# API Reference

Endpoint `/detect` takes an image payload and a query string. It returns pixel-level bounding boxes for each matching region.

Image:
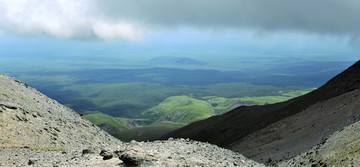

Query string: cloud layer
[0,0,145,41]
[0,0,359,41]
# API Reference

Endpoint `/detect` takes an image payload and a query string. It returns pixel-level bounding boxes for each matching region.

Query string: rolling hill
[114,121,186,142]
[148,56,206,66]
[141,96,215,124]
[83,93,310,142]
[163,60,360,164]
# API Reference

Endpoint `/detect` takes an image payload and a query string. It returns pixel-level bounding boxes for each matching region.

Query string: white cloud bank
[0,0,145,41]
[0,0,359,41]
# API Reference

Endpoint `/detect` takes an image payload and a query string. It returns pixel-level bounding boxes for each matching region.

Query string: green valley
[79,89,312,141]
[3,62,338,142]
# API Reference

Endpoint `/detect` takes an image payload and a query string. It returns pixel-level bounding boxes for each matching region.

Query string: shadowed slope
[233,88,360,164]
[279,112,360,167]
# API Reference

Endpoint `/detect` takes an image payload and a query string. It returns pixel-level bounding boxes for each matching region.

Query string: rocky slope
[0,139,264,167]
[0,73,264,166]
[0,74,121,149]
[163,60,360,164]
[279,117,360,167]
[116,139,263,167]
[231,88,360,164]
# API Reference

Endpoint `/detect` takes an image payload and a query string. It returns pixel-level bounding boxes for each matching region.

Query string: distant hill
[114,121,186,142]
[148,56,206,66]
[163,60,360,164]
[82,113,139,132]
[142,96,215,124]
[82,112,186,142]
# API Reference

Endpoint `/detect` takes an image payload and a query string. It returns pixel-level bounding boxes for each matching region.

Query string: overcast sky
[0,0,359,62]
[1,0,360,40]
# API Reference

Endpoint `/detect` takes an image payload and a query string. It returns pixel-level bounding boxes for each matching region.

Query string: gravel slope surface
[0,139,265,167]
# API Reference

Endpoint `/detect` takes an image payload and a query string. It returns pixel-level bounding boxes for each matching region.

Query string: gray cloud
[98,0,360,35]
[0,0,359,41]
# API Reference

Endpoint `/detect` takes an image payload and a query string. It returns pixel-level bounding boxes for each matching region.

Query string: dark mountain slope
[233,88,360,164]
[163,60,360,156]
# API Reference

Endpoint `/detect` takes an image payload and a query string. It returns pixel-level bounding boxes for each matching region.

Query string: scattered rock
[28,158,38,165]
[119,154,141,166]
[116,139,265,166]
[100,150,113,160]
[1,104,17,110]
[82,149,94,155]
